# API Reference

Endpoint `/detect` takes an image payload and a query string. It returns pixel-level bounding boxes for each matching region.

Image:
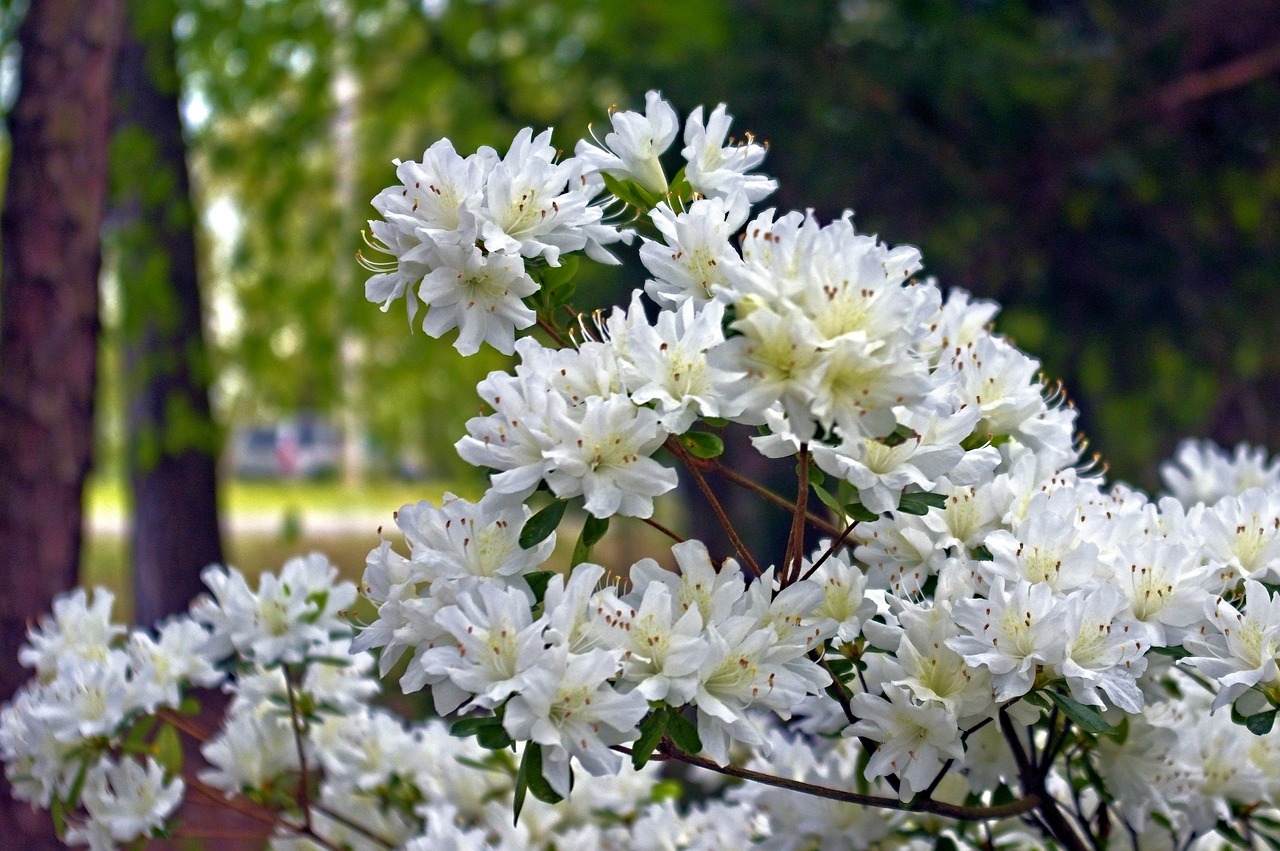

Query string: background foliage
[9,0,1280,490]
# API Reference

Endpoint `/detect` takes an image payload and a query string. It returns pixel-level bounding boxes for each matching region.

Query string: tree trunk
[110,2,223,626]
[0,0,124,845]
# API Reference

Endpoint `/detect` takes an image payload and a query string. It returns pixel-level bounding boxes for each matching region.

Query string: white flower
[691,614,830,765]
[127,617,223,711]
[628,539,747,628]
[848,685,964,801]
[480,127,603,265]
[67,757,183,847]
[1054,585,1151,713]
[947,577,1065,701]
[419,582,549,710]
[397,493,555,582]
[1183,580,1280,711]
[375,139,489,243]
[981,492,1099,594]
[416,239,537,355]
[543,393,678,519]
[611,292,743,432]
[503,646,648,796]
[455,345,560,506]
[19,587,122,678]
[591,579,704,704]
[640,196,749,308]
[575,90,679,197]
[28,654,132,742]
[200,710,299,794]
[804,547,876,644]
[1196,488,1280,584]
[681,103,777,204]
[1105,539,1212,646]
[194,555,357,666]
[1161,439,1280,508]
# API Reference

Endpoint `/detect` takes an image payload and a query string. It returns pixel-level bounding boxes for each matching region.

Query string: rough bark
[0,0,124,845]
[110,1,224,626]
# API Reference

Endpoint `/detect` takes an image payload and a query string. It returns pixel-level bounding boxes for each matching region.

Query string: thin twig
[283,666,314,832]
[668,438,763,577]
[311,801,399,849]
[782,444,810,586]
[800,518,860,582]
[708,460,843,537]
[1000,709,1091,851]
[156,708,212,741]
[536,316,569,348]
[640,515,685,543]
[657,741,1040,822]
[811,650,857,726]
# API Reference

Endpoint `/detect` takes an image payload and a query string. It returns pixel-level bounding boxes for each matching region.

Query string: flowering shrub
[7,93,1280,849]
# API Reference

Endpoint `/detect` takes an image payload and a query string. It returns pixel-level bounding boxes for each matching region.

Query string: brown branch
[640,515,685,544]
[800,518,860,582]
[311,801,398,849]
[1151,42,1280,115]
[706,458,843,537]
[283,666,314,832]
[536,316,570,348]
[1000,709,1091,851]
[657,741,1040,822]
[782,445,810,586]
[155,708,212,741]
[668,438,763,577]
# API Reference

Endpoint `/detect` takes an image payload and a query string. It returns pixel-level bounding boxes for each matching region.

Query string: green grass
[86,475,464,519]
[82,475,456,623]
[82,531,394,625]
[81,477,683,625]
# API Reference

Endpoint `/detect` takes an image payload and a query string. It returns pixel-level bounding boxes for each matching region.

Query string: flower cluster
[10,92,1280,850]
[351,91,1280,849]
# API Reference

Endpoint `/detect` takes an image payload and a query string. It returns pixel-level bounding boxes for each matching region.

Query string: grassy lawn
[86,475,463,519]
[82,476,458,623]
[80,477,680,624]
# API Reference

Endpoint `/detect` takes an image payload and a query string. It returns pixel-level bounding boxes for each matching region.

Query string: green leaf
[519,500,567,549]
[178,696,201,715]
[843,501,880,523]
[513,745,531,825]
[631,709,669,770]
[1045,690,1115,735]
[451,715,503,738]
[571,514,610,566]
[124,714,159,747]
[666,710,702,754]
[1247,709,1278,736]
[600,172,654,211]
[524,571,554,605]
[65,757,91,810]
[50,794,66,837]
[517,743,564,810]
[539,254,579,296]
[154,723,184,775]
[897,491,947,515]
[1215,818,1253,849]
[649,778,683,802]
[680,431,724,459]
[476,725,514,750]
[811,481,845,517]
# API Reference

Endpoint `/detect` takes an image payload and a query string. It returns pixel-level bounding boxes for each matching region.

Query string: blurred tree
[109,0,223,624]
[176,0,733,486]
[643,0,1280,487]
[0,1,123,845]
